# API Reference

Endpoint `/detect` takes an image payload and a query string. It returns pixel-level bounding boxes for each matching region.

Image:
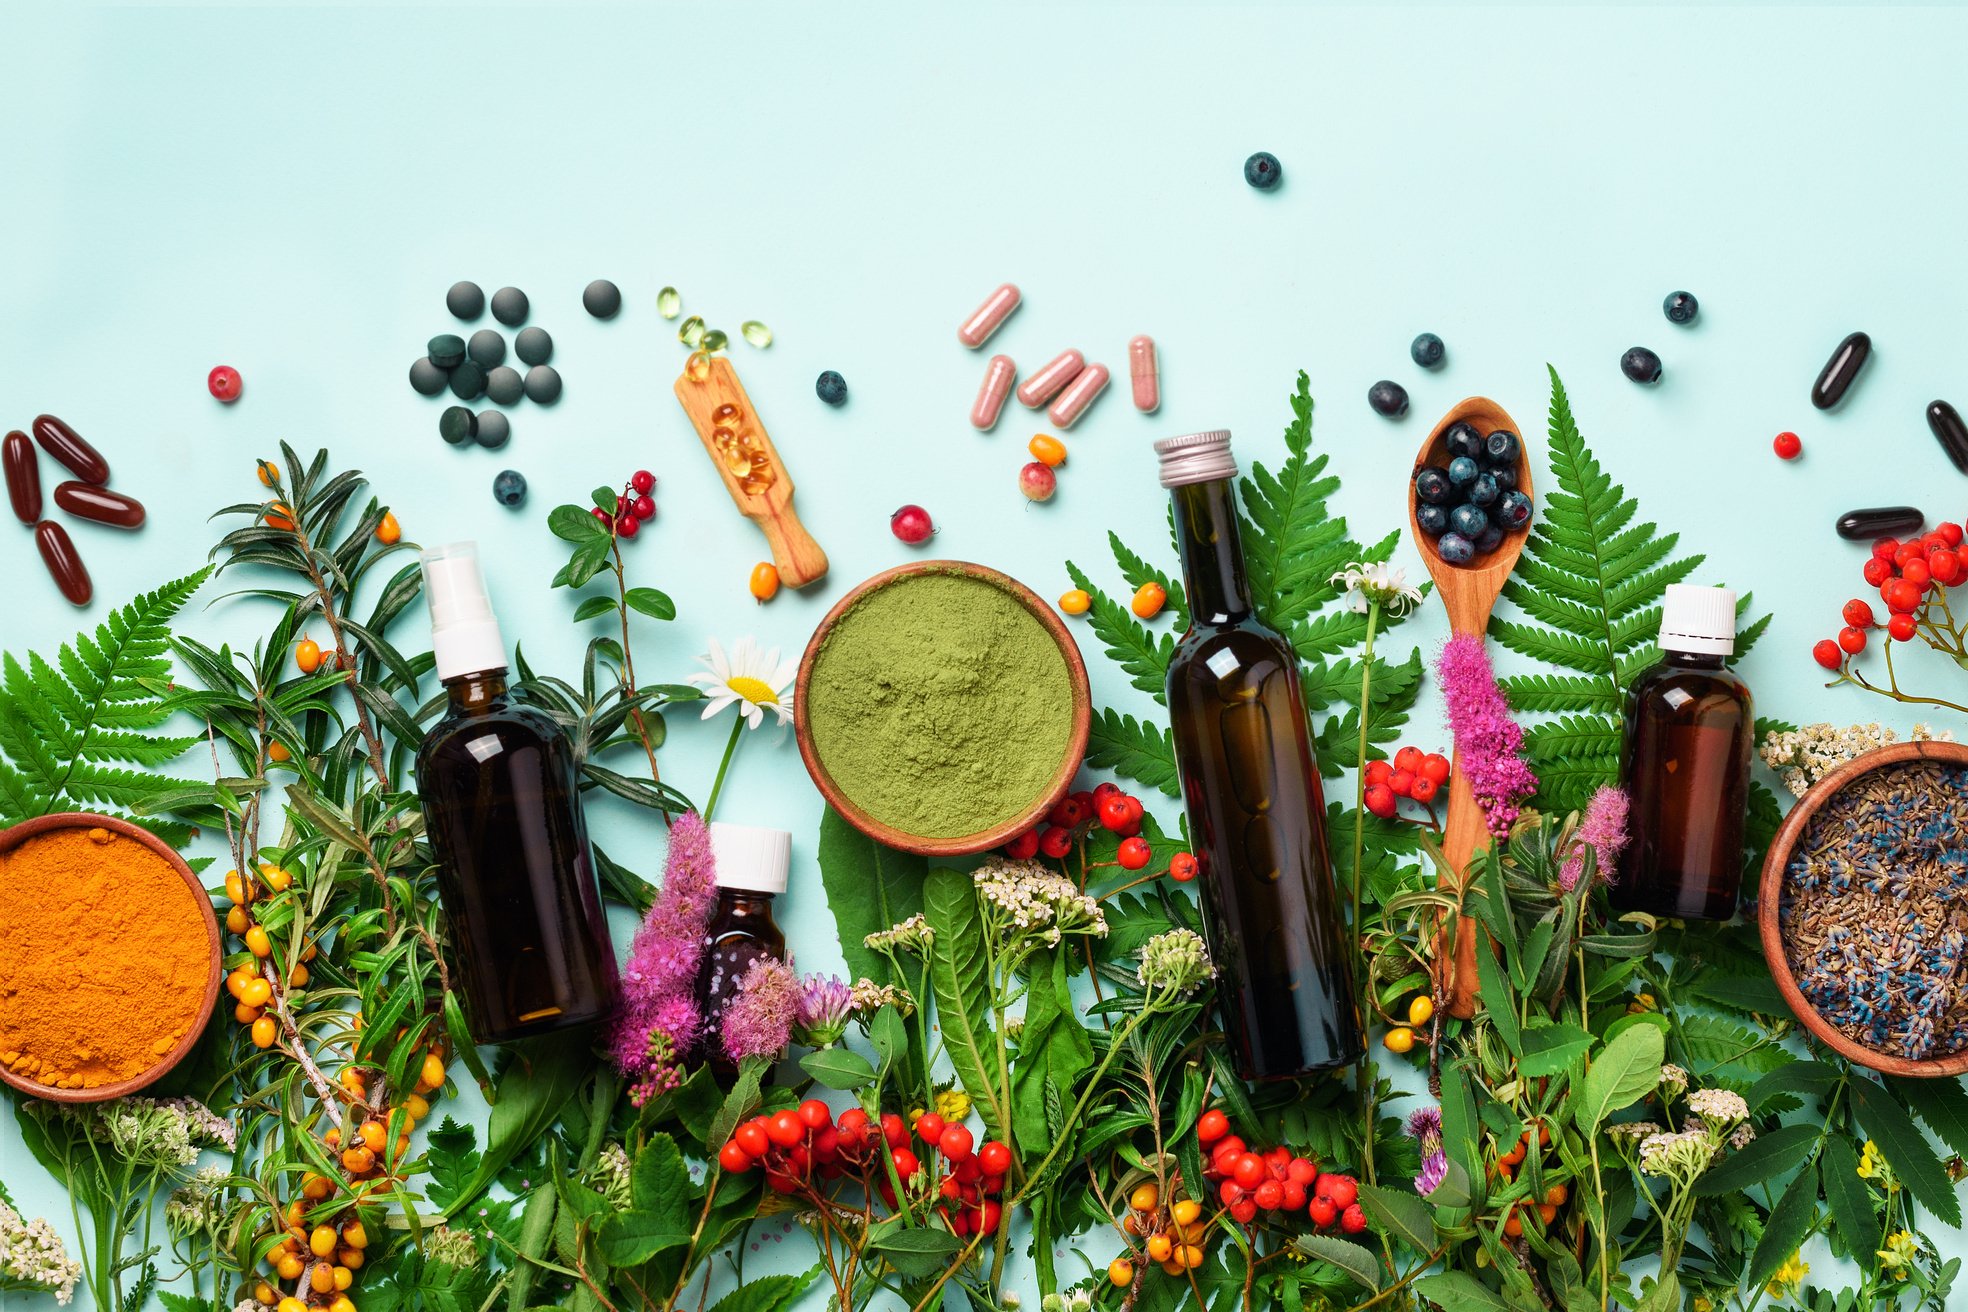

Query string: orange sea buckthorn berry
[418,1052,446,1092]
[276,1257,305,1282]
[256,460,279,488]
[267,740,292,764]
[1129,1183,1159,1212]
[394,1132,411,1159]
[234,1002,263,1025]
[1502,1212,1523,1238]
[1130,582,1166,619]
[340,1145,375,1174]
[226,905,250,935]
[1058,589,1091,616]
[1383,1026,1415,1054]
[324,1127,342,1148]
[301,939,319,963]
[241,977,273,1008]
[309,1225,338,1258]
[338,1249,364,1271]
[259,862,292,892]
[295,639,323,675]
[405,1093,431,1120]
[251,1016,277,1048]
[339,1066,367,1094]
[342,1221,368,1250]
[1544,1183,1569,1206]
[311,1264,336,1294]
[1108,1258,1134,1288]
[1180,1245,1205,1270]
[1171,1198,1201,1226]
[328,1295,357,1312]
[1408,996,1435,1026]
[302,1172,331,1200]
[1146,1234,1173,1263]
[749,562,780,603]
[359,1120,386,1153]
[254,1283,277,1305]
[375,512,401,545]
[285,1200,306,1227]
[226,966,252,997]
[1029,434,1067,467]
[333,1266,354,1291]
[225,869,252,905]
[265,501,297,532]
[245,925,272,958]
[289,962,309,988]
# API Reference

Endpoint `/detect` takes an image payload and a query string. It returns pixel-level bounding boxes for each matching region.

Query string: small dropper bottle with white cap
[695,823,790,1072]
[415,542,621,1042]
[1612,584,1755,921]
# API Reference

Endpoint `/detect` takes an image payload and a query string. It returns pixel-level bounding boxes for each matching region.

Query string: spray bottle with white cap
[415,542,621,1042]
[1612,584,1754,920]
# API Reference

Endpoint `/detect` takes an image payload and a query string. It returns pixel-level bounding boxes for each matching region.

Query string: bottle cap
[421,542,508,681]
[710,822,790,895]
[1154,430,1238,488]
[1658,584,1737,656]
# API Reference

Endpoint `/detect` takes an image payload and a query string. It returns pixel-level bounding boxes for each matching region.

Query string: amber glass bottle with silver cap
[1155,431,1362,1077]
[1612,584,1753,920]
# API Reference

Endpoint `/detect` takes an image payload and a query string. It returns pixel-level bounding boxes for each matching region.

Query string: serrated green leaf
[1852,1077,1961,1227]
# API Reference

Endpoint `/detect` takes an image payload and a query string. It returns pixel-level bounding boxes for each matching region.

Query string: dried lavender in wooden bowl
[1778,759,1968,1064]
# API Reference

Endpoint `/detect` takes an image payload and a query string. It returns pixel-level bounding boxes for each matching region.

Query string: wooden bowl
[1757,739,1968,1078]
[794,560,1092,856]
[0,812,222,1102]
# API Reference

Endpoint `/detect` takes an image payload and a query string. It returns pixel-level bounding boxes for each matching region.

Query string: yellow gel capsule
[657,286,681,319]
[678,316,705,348]
[741,320,772,348]
[685,351,712,382]
[701,328,728,353]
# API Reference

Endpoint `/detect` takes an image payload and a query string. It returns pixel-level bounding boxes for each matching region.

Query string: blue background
[5,2,1968,1305]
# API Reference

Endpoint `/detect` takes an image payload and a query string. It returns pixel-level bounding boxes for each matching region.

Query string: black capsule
[1621,347,1663,384]
[1835,505,1923,541]
[5,430,41,523]
[53,481,145,529]
[1811,332,1871,410]
[1926,400,1968,475]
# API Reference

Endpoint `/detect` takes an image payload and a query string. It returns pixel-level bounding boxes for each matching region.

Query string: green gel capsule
[657,287,681,319]
[678,316,705,347]
[741,321,772,348]
[701,328,728,353]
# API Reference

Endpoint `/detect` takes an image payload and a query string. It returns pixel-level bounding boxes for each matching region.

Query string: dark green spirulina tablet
[583,280,621,319]
[491,287,529,326]
[409,357,449,396]
[427,334,466,368]
[468,329,506,369]
[514,327,552,366]
[474,411,511,449]
[446,281,484,320]
[485,366,524,405]
[523,365,562,404]
[439,406,477,445]
[449,360,487,401]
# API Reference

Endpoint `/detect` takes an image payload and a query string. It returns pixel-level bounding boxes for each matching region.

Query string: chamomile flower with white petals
[1331,561,1424,616]
[687,636,796,729]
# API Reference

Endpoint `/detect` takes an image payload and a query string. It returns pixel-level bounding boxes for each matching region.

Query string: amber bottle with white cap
[1155,430,1362,1078]
[695,823,790,1063]
[415,542,620,1042]
[1613,584,1754,921]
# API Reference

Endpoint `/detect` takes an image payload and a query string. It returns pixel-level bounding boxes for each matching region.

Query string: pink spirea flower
[1414,1148,1449,1197]
[1560,785,1631,891]
[723,955,798,1063]
[1435,634,1539,837]
[610,811,719,1104]
[794,973,853,1046]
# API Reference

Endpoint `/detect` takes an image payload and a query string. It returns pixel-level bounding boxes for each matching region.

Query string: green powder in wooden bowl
[802,570,1077,842]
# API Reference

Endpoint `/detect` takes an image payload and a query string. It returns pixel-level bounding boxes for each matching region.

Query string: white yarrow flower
[1331,561,1423,616]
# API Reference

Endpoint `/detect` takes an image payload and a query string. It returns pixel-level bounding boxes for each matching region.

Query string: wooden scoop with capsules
[1406,396,1533,1017]
[674,356,828,588]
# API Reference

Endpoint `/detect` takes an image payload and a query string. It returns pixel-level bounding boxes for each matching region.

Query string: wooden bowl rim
[0,811,222,1103]
[1756,739,1968,1078]
[1406,395,1535,602]
[794,559,1093,857]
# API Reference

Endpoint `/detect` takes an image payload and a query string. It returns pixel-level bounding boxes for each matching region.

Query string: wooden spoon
[674,356,829,588]
[1405,396,1533,1017]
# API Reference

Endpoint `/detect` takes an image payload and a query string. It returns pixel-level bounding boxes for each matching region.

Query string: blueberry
[1469,473,1500,507]
[1416,503,1449,537]
[1443,421,1484,461]
[1411,332,1445,369]
[1475,525,1504,554]
[1414,466,1453,504]
[1244,151,1282,190]
[1447,456,1479,487]
[1663,291,1699,325]
[1484,429,1520,464]
[1487,463,1518,492]
[1368,380,1409,418]
[1438,531,1475,565]
[493,470,527,507]
[1449,503,1490,538]
[1497,490,1534,529]
[1622,346,1663,384]
[816,370,847,406]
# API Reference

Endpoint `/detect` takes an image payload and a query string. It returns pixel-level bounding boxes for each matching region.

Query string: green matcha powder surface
[806,572,1075,839]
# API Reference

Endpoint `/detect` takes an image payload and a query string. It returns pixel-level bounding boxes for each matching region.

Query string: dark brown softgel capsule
[34,520,92,605]
[1928,400,1968,474]
[53,481,145,529]
[3,430,40,523]
[1811,332,1871,410]
[1835,506,1924,540]
[31,415,109,484]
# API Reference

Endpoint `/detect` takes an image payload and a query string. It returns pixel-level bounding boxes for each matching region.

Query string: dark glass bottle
[1155,431,1362,1079]
[417,544,620,1043]
[694,823,790,1076]
[1613,586,1753,921]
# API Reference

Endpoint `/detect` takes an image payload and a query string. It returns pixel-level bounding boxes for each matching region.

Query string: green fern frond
[1108,530,1187,630]
[1084,709,1179,797]
[0,568,212,839]
[1063,561,1175,704]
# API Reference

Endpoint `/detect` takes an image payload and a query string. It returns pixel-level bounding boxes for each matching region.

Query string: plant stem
[608,522,672,827]
[703,717,745,821]
[1350,601,1383,1200]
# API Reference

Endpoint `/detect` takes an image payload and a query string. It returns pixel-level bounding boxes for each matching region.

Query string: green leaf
[800,1047,876,1091]
[704,1269,819,1312]
[1747,1157,1820,1291]
[708,1058,766,1148]
[1438,1062,1483,1185]
[1819,1137,1876,1271]
[1748,1061,1841,1114]
[867,1227,964,1280]
[1889,1074,1968,1158]
[816,806,926,987]
[1516,1019,1593,1077]
[1357,1183,1435,1254]
[1011,943,1093,1167]
[1413,1271,1513,1311]
[1291,1234,1382,1291]
[924,867,1008,1144]
[1082,707,1179,797]
[549,504,608,542]
[596,1134,694,1265]
[1476,944,1520,1055]
[1063,560,1174,704]
[572,596,618,622]
[1575,1023,1664,1133]
[443,1029,592,1220]
[1851,1077,1961,1227]
[503,1182,557,1312]
[624,587,676,620]
[1694,1122,1820,1196]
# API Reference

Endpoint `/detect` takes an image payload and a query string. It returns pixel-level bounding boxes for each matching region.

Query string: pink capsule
[958,283,1021,349]
[1129,335,1160,413]
[971,355,1016,431]
[1048,363,1110,430]
[1017,349,1084,409]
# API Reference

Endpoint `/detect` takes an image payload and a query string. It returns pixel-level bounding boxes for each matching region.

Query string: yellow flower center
[725,675,778,705]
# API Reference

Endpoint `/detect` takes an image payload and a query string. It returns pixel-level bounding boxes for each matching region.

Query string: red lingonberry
[1364,759,1393,786]
[939,1124,975,1161]
[1864,557,1894,587]
[631,495,656,521]
[881,1114,907,1148]
[1218,1179,1245,1206]
[1196,1109,1230,1144]
[1283,1181,1307,1210]
[591,506,611,523]
[1339,1203,1368,1234]
[1925,532,1952,554]
[1419,753,1451,785]
[615,512,641,538]
[915,1112,946,1144]
[1896,541,1929,568]
[1037,826,1074,859]
[1287,1157,1319,1186]
[631,469,655,494]
[1888,613,1918,642]
[1387,768,1416,798]
[1116,836,1152,870]
[1098,793,1143,833]
[1838,626,1867,655]
[1093,781,1122,800]
[1363,783,1398,819]
[1885,579,1923,614]
[976,1200,1002,1234]
[719,1139,753,1172]
[1772,431,1801,460]
[208,365,244,403]
[1002,828,1040,860]
[1843,599,1876,628]
[978,1141,1012,1175]
[1169,852,1199,882]
[952,1155,982,1184]
[812,1126,841,1161]
[1409,776,1440,804]
[1047,796,1089,829]
[766,1171,800,1194]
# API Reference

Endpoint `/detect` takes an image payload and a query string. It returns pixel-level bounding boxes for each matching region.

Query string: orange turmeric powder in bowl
[0,813,221,1101]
